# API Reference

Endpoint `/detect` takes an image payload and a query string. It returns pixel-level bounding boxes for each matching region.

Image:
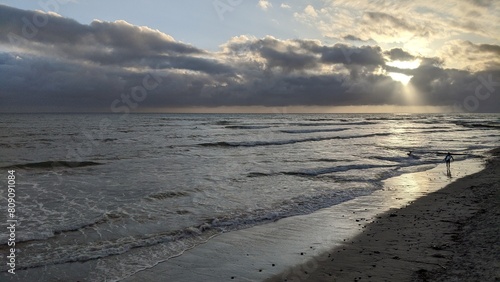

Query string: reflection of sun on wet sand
[267,148,500,282]
[114,153,491,282]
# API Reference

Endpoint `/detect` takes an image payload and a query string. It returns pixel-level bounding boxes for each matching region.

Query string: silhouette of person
[444,152,454,174]
[407,151,420,159]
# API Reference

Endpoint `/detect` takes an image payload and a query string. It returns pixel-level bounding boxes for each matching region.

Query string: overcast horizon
[0,1,499,113]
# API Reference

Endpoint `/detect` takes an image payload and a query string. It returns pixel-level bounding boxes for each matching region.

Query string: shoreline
[115,157,488,281]
[2,154,494,281]
[267,148,500,282]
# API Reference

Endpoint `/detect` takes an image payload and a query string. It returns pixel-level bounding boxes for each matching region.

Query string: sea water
[0,113,498,280]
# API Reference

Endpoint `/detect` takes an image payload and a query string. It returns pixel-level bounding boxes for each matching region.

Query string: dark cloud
[385,48,416,61]
[477,44,500,55]
[0,4,203,66]
[151,55,235,74]
[223,37,319,72]
[224,37,385,67]
[0,5,499,113]
[343,35,367,42]
[318,45,385,66]
[410,66,500,112]
[88,20,203,56]
[420,57,445,68]
[259,46,318,72]
[0,53,126,111]
[0,4,86,45]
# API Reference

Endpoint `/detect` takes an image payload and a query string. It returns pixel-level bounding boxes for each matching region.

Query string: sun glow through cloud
[386,59,421,85]
[386,59,421,70]
[388,72,413,85]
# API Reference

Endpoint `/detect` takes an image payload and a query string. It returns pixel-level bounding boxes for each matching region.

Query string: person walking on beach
[444,152,454,172]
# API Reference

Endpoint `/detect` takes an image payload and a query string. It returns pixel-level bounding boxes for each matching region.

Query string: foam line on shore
[267,148,500,282]
[116,158,485,282]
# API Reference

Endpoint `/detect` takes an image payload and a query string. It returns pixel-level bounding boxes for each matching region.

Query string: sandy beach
[267,148,500,282]
[113,155,492,282]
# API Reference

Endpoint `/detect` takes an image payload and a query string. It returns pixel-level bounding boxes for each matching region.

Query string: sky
[0,0,499,113]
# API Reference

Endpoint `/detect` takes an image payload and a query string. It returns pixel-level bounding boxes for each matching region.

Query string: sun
[386,59,421,85]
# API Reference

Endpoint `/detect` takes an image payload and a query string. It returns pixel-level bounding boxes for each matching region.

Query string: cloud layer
[0,4,499,112]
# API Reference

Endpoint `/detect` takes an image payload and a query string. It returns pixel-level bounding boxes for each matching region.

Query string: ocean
[0,113,499,281]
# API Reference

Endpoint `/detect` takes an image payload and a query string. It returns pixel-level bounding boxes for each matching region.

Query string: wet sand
[267,148,500,282]
[115,158,487,282]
